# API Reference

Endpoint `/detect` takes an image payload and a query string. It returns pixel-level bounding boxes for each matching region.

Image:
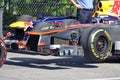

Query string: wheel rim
[95,36,108,56]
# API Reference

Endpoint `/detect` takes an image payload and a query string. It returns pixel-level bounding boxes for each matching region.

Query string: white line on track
[84,77,120,80]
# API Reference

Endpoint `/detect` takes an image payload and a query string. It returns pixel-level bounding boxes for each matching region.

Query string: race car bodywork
[4,15,76,50]
[25,20,120,62]
[5,0,120,51]
[93,0,120,19]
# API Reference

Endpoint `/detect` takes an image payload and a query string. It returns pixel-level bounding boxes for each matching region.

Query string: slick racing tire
[81,27,112,62]
[0,38,7,67]
[18,15,34,22]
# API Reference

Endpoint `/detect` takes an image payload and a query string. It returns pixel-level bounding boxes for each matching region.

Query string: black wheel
[32,22,55,32]
[81,27,112,62]
[0,38,7,67]
[17,15,34,22]
[62,19,80,27]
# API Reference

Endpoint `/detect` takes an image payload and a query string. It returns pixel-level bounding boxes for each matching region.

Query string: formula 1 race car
[25,19,120,62]
[4,0,120,63]
[4,0,120,51]
[4,15,76,50]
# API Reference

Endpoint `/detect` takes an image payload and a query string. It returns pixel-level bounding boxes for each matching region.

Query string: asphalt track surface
[0,51,120,80]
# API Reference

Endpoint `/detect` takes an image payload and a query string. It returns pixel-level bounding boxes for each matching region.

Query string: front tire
[0,38,7,67]
[81,27,112,62]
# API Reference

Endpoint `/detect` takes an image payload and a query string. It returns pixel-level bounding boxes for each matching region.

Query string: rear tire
[81,27,112,62]
[0,38,7,67]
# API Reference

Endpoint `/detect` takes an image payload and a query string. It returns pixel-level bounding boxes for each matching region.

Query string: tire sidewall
[88,28,112,61]
[0,38,7,67]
